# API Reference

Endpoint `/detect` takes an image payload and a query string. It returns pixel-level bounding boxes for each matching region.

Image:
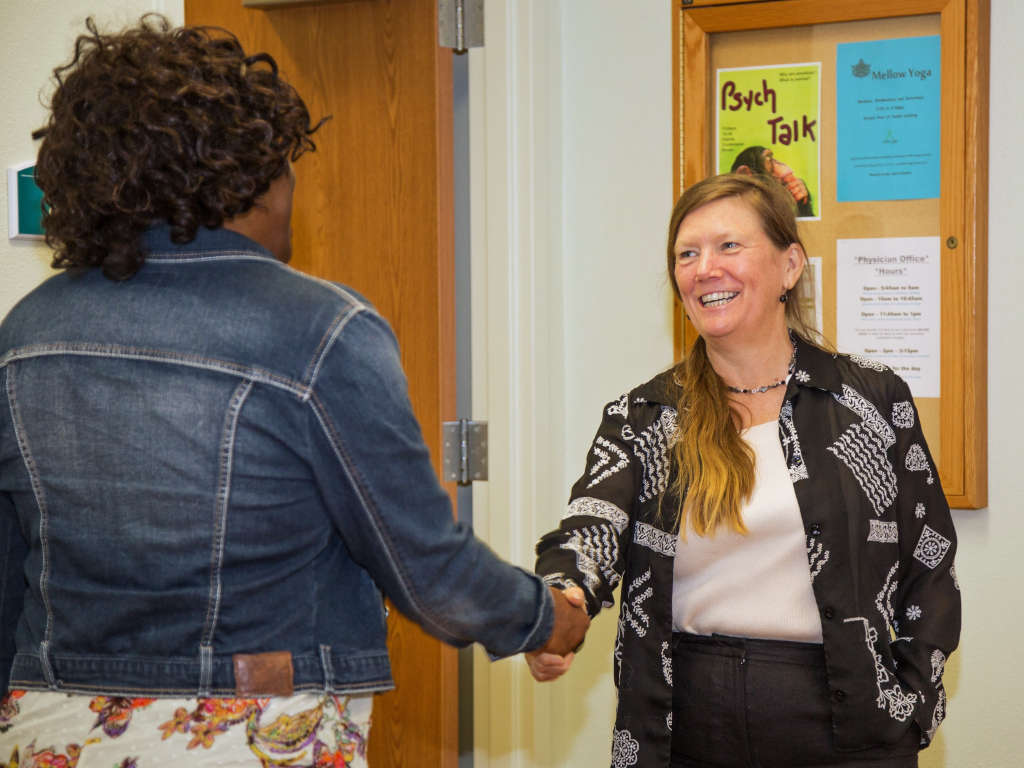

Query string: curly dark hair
[32,14,324,280]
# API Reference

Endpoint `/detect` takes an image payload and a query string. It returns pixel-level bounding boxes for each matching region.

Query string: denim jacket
[0,226,553,697]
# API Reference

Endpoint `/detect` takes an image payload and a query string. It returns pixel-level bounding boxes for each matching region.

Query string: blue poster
[836,36,940,202]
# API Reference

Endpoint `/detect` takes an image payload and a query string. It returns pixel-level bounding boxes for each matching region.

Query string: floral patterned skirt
[0,688,372,768]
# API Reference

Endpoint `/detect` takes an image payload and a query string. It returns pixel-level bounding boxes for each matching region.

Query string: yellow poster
[717,63,821,220]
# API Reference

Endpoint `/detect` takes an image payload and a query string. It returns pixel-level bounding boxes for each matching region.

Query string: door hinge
[438,0,484,54]
[442,419,488,485]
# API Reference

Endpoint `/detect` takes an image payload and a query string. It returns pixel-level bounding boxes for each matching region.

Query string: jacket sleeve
[0,490,26,695]
[535,394,639,616]
[305,307,553,659]
[887,375,961,745]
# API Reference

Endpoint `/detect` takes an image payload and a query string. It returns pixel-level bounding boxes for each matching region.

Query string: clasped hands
[525,586,589,682]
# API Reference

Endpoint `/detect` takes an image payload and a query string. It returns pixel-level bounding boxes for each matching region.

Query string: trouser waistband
[671,631,825,665]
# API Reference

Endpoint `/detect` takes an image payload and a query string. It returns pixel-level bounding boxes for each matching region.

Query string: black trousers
[670,633,920,768]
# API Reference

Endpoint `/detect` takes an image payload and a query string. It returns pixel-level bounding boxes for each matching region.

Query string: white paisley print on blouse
[613,614,625,681]
[607,394,629,418]
[833,384,896,448]
[634,521,677,558]
[586,436,630,489]
[540,571,580,594]
[563,496,630,534]
[928,687,947,742]
[847,353,890,372]
[913,525,952,570]
[806,535,830,582]
[844,617,918,722]
[927,650,949,740]
[633,407,677,503]
[875,562,899,635]
[930,649,947,683]
[564,525,621,604]
[827,422,898,516]
[612,728,640,768]
[905,443,935,485]
[867,520,898,544]
[660,640,672,686]
[622,568,653,638]
[780,399,809,482]
[891,400,916,429]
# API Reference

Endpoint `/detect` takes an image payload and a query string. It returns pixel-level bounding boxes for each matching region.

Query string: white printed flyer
[835,236,941,398]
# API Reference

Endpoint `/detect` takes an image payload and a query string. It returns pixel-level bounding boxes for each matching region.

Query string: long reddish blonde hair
[665,174,819,536]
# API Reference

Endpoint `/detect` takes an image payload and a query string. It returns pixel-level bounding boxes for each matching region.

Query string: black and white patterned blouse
[535,337,960,768]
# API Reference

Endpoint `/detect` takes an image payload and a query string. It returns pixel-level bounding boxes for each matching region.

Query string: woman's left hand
[525,586,586,681]
[525,649,576,682]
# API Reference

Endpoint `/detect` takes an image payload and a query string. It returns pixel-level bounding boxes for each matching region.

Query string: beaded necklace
[723,341,796,395]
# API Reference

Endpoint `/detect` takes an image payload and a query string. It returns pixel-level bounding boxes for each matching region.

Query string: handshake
[525,586,590,682]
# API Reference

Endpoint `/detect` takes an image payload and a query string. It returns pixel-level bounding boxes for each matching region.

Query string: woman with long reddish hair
[530,173,959,768]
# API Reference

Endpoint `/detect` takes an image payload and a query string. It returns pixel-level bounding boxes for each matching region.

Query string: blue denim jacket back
[0,227,552,696]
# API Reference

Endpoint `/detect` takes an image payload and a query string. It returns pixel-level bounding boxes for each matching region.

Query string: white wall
[556,0,677,757]
[473,1,1024,766]
[933,1,1024,765]
[0,0,183,320]
[467,1,673,765]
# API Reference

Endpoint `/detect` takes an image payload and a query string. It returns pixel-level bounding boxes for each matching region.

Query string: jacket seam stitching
[1,346,309,399]
[145,252,274,264]
[201,379,254,675]
[0,370,9,625]
[5,366,55,682]
[307,392,457,640]
[7,680,394,696]
[304,305,365,394]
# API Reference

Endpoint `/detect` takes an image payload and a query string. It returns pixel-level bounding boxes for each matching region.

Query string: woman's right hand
[525,586,587,682]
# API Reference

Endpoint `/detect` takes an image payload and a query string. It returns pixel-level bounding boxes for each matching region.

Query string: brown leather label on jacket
[233,651,294,696]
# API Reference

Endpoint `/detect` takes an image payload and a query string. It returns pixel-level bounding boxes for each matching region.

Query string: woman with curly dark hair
[0,16,586,765]
[34,15,319,279]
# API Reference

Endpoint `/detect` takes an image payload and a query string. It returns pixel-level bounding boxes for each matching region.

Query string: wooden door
[183,1,457,765]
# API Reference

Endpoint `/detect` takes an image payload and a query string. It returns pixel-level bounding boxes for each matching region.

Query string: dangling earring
[779,291,789,303]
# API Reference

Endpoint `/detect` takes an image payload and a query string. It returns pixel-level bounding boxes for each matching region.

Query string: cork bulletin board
[672,0,989,507]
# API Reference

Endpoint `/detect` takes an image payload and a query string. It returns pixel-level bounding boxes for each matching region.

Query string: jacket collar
[633,368,681,407]
[789,335,843,395]
[636,333,842,408]
[141,224,275,261]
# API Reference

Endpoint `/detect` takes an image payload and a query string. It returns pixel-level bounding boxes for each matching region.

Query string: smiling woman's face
[672,195,803,347]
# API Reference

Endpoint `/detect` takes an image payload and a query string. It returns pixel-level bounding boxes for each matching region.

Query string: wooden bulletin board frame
[672,0,989,508]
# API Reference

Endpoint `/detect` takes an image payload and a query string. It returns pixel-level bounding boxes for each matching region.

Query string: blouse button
[809,523,822,536]
[832,689,846,703]
[823,607,835,620]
